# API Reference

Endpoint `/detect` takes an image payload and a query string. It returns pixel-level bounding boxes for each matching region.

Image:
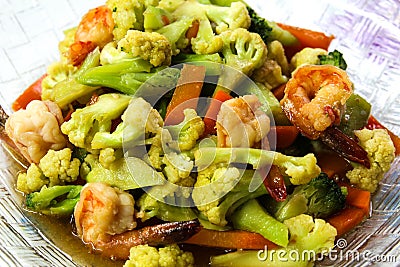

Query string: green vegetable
[61,93,132,150]
[172,53,223,65]
[26,185,82,216]
[192,167,268,226]
[318,49,347,70]
[137,193,197,222]
[143,6,172,31]
[338,93,371,138]
[42,48,100,108]
[231,199,289,247]
[194,147,321,186]
[156,18,195,55]
[246,6,298,46]
[267,173,347,222]
[85,156,164,190]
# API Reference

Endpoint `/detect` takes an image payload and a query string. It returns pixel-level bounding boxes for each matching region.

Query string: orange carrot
[275,125,299,149]
[184,228,279,250]
[339,183,371,216]
[12,74,46,111]
[277,23,335,59]
[316,150,353,179]
[165,64,206,125]
[203,89,232,135]
[366,115,400,156]
[186,20,200,41]
[327,207,366,236]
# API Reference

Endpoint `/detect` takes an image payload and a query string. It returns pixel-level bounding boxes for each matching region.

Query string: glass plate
[0,0,399,266]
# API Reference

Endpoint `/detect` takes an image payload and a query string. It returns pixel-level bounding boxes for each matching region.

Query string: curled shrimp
[216,95,270,148]
[280,65,353,139]
[74,182,200,260]
[74,182,137,245]
[68,5,114,65]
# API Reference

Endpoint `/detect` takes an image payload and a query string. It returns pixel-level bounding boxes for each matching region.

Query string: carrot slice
[165,64,206,125]
[12,74,46,111]
[327,207,366,236]
[366,115,400,156]
[203,89,232,136]
[184,228,279,250]
[338,183,371,216]
[277,23,335,59]
[275,125,299,149]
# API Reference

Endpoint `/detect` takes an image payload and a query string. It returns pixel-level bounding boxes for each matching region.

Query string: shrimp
[68,5,114,66]
[74,182,137,245]
[74,182,200,260]
[216,95,270,148]
[280,65,353,139]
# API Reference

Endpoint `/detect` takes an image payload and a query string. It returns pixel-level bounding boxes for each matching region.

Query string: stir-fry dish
[1,0,400,266]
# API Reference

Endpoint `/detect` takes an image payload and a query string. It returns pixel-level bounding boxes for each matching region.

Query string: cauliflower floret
[290,47,328,71]
[117,29,172,67]
[123,244,194,267]
[5,100,67,163]
[284,214,337,255]
[106,0,145,41]
[38,148,80,186]
[41,61,77,101]
[16,163,48,194]
[216,95,270,148]
[163,152,195,188]
[346,128,395,192]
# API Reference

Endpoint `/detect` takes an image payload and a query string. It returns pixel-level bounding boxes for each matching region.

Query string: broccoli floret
[290,47,328,71]
[267,173,347,222]
[204,1,250,34]
[123,244,194,267]
[106,0,145,41]
[90,97,163,149]
[16,163,48,194]
[136,192,197,222]
[246,6,298,46]
[346,129,395,192]
[194,147,321,186]
[211,214,337,266]
[156,18,195,55]
[42,48,100,108]
[318,49,348,70]
[25,185,83,216]
[192,167,267,226]
[61,93,132,151]
[38,148,81,186]
[164,109,205,151]
[118,30,172,67]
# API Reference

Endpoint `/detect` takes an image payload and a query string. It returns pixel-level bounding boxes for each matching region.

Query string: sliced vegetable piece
[165,64,206,125]
[327,206,366,236]
[203,89,232,135]
[340,183,371,216]
[275,126,299,149]
[231,199,289,247]
[184,228,278,250]
[12,74,46,111]
[277,23,335,59]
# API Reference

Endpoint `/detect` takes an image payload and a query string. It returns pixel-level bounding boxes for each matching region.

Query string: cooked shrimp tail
[321,127,370,168]
[98,220,201,260]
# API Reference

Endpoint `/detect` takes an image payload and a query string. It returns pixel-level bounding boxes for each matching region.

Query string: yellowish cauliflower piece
[123,244,194,267]
[346,128,395,192]
[106,0,145,41]
[290,47,328,71]
[5,100,67,163]
[16,163,48,194]
[117,30,172,67]
[38,148,80,186]
[41,61,77,101]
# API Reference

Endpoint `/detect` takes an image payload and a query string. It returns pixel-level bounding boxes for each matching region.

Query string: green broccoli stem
[76,58,154,95]
[51,48,101,108]
[25,185,82,216]
[231,199,289,247]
